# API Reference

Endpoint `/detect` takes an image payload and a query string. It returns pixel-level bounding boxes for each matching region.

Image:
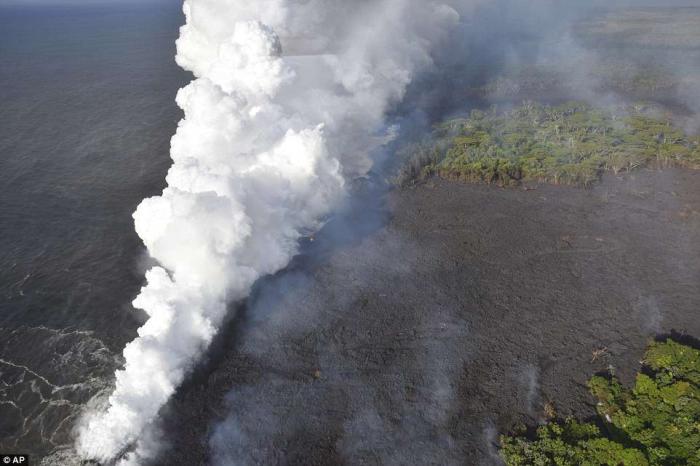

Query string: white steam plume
[76,0,460,462]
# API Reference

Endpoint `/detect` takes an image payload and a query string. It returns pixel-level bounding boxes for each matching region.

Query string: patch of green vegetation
[399,102,700,187]
[500,339,700,466]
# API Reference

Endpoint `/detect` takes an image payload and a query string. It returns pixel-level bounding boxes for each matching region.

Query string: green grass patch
[500,339,700,466]
[398,102,700,187]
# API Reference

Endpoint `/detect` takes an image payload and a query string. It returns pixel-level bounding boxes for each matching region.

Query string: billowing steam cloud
[76,0,461,462]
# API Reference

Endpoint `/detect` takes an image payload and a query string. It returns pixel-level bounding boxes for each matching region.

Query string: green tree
[501,340,700,466]
[400,102,700,187]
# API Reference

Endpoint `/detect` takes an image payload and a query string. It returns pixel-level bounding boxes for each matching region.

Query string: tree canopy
[500,339,700,466]
[398,102,700,187]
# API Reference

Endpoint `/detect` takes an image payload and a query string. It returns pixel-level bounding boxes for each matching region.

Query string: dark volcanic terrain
[157,168,700,466]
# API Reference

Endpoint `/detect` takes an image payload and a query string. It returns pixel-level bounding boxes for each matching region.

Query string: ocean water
[0,1,187,459]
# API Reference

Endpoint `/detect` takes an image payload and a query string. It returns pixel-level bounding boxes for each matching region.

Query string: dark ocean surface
[0,1,187,459]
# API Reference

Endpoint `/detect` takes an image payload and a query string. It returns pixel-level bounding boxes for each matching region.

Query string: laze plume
[76,0,459,462]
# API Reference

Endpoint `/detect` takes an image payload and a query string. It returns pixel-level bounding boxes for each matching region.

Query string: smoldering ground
[152,165,700,466]
[401,0,700,131]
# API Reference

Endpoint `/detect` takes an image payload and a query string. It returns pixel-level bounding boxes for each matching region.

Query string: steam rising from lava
[75,0,460,462]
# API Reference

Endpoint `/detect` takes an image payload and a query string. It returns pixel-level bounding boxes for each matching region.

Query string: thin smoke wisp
[75,0,460,462]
